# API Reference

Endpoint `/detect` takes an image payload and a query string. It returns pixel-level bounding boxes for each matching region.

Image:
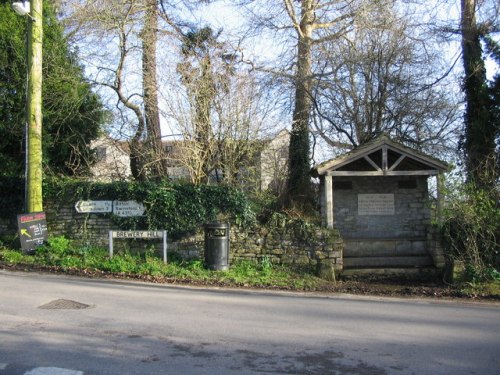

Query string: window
[333,181,352,190]
[96,147,107,162]
[398,180,417,189]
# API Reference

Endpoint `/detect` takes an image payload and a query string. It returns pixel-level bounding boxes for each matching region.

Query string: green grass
[3,236,497,297]
[0,236,326,290]
[460,280,500,298]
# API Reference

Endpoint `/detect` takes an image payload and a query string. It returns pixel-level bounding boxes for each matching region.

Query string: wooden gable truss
[315,135,449,177]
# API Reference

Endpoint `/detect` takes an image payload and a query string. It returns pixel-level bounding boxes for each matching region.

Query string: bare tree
[62,0,181,180]
[240,0,377,206]
[177,27,219,183]
[172,26,273,186]
[212,64,270,187]
[311,1,461,157]
[284,0,360,206]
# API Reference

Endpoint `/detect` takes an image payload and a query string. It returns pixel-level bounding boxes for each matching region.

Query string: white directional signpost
[75,200,145,217]
[75,199,163,261]
[113,201,146,217]
[74,200,112,214]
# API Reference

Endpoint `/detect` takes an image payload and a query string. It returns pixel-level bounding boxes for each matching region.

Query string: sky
[192,0,498,77]
[70,0,497,165]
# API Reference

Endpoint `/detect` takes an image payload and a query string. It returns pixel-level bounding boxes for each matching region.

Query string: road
[0,270,499,375]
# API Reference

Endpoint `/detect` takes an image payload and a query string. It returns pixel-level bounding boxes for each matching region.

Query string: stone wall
[169,225,343,273]
[326,175,445,269]
[332,176,431,239]
[1,202,343,275]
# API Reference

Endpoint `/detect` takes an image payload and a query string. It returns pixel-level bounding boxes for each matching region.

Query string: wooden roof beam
[329,170,441,177]
[363,156,382,171]
[389,154,406,171]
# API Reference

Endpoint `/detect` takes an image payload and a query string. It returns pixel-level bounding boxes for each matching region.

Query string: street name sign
[17,212,49,252]
[75,200,112,213]
[111,230,163,239]
[109,230,168,263]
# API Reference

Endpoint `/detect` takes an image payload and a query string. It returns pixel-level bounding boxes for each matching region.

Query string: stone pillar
[436,173,444,221]
[324,174,333,229]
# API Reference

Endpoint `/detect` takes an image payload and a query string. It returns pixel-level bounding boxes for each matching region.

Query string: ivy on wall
[41,178,256,239]
[0,177,24,219]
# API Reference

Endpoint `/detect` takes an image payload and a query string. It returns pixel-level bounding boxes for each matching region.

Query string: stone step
[343,255,434,269]
[344,238,428,257]
[341,267,440,279]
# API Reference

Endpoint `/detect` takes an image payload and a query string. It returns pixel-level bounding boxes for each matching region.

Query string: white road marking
[0,363,7,370]
[24,368,83,375]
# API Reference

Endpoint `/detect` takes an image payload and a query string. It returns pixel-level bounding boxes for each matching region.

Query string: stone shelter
[314,135,449,272]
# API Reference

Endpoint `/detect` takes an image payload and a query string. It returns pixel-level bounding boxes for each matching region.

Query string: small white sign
[75,200,112,213]
[111,230,163,239]
[113,200,145,217]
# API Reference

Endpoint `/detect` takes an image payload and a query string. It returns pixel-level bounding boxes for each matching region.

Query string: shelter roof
[314,134,449,177]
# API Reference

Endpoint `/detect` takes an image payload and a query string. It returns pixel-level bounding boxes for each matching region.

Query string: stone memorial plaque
[358,194,395,216]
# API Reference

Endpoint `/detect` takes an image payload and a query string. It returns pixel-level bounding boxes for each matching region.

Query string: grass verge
[0,237,324,291]
[1,237,498,300]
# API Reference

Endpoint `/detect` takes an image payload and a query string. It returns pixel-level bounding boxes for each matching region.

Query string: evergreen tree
[460,0,499,188]
[0,1,107,178]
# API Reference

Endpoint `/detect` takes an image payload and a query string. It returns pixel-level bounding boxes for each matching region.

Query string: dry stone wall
[1,202,343,274]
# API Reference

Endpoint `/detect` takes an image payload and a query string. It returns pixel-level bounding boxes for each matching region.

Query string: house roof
[314,134,449,177]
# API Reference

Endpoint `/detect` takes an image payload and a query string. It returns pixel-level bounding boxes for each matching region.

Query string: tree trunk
[195,56,214,183]
[142,0,167,179]
[287,0,314,206]
[460,0,496,187]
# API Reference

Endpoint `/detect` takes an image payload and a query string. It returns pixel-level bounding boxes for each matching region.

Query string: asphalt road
[0,270,499,375]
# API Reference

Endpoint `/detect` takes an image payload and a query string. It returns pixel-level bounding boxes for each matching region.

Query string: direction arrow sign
[75,200,112,213]
[113,201,145,217]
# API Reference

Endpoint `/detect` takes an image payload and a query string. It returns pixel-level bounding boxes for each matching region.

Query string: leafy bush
[101,253,138,273]
[146,182,255,238]
[0,249,30,264]
[440,179,499,281]
[0,177,24,219]
[40,236,73,255]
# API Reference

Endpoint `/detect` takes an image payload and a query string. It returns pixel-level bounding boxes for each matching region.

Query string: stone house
[260,129,289,193]
[90,137,131,181]
[313,134,449,273]
[90,131,290,191]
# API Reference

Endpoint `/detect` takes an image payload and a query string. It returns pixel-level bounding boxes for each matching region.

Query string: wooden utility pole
[26,0,43,212]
